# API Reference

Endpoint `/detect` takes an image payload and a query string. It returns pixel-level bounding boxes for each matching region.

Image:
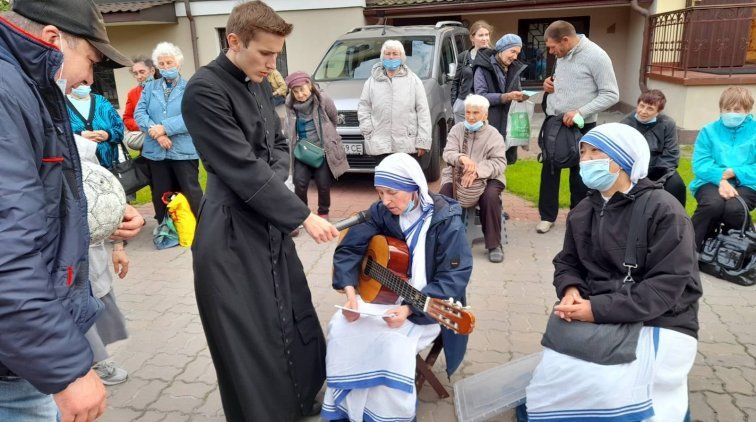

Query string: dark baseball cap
[13,0,132,68]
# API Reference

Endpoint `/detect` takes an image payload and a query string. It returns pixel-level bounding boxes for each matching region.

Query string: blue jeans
[0,377,60,421]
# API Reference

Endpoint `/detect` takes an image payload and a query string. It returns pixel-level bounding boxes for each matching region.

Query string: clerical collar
[216,52,249,83]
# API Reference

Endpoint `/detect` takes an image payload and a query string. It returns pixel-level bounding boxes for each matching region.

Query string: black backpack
[537,114,583,172]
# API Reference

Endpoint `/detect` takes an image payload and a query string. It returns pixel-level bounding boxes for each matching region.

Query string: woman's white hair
[464,94,490,113]
[151,42,184,66]
[380,40,406,62]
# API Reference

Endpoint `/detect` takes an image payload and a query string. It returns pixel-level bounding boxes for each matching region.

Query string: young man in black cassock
[181,2,339,421]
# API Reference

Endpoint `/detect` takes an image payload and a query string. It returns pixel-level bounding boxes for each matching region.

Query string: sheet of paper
[334,305,396,318]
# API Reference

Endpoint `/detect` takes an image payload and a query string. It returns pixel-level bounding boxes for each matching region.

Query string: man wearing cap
[0,1,142,421]
[472,33,527,165]
[182,2,338,421]
[536,20,619,234]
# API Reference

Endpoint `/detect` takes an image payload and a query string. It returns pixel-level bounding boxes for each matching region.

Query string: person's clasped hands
[457,155,479,188]
[553,286,594,322]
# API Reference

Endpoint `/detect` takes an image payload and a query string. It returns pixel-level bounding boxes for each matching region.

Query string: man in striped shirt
[536,20,619,234]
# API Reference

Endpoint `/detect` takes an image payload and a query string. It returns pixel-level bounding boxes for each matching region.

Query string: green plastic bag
[506,100,534,148]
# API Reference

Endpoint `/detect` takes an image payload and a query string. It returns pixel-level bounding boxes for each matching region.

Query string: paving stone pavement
[102,188,756,422]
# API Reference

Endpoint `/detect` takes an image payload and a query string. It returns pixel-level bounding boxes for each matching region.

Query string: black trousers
[440,179,505,249]
[147,158,203,223]
[691,184,756,251]
[293,159,332,215]
[648,167,687,208]
[537,122,595,222]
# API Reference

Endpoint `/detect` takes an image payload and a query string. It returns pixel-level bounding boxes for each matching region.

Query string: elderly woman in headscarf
[357,40,432,163]
[525,123,702,422]
[322,153,472,421]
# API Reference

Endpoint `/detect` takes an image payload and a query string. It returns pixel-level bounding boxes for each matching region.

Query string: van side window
[439,36,455,82]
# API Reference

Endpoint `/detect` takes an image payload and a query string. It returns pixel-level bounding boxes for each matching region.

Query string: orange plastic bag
[161,192,196,247]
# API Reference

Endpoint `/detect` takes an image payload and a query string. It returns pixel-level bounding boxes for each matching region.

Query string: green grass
[507,155,756,220]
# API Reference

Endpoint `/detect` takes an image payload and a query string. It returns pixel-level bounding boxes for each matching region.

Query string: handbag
[540,190,655,365]
[452,131,486,208]
[699,196,756,286]
[111,143,150,196]
[123,130,145,151]
[153,213,179,250]
[293,139,325,168]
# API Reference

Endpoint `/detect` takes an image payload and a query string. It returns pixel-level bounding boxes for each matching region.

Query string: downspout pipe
[183,0,200,71]
[631,0,651,93]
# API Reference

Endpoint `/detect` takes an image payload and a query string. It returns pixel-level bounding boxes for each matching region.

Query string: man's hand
[562,111,580,127]
[458,155,477,175]
[148,124,166,139]
[543,76,555,94]
[53,370,106,422]
[719,179,739,200]
[302,213,339,244]
[110,205,144,241]
[157,135,172,150]
[416,148,427,157]
[383,305,412,328]
[553,287,594,322]
[112,249,129,279]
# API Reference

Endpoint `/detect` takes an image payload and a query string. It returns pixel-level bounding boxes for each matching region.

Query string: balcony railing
[647,4,756,79]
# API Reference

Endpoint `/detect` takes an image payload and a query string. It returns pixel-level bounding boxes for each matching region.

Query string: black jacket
[553,179,702,338]
[451,48,474,105]
[620,113,680,170]
[471,48,526,134]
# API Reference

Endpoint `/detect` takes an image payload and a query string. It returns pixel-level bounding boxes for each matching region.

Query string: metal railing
[647,4,756,79]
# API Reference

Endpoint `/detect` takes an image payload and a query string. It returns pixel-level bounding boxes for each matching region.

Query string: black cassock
[182,53,325,421]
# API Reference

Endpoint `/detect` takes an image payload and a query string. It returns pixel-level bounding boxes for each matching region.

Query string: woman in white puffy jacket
[357,40,432,163]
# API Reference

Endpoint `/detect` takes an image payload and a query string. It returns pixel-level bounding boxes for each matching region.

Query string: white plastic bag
[506,100,534,149]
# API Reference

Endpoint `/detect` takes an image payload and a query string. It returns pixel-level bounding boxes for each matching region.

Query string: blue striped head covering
[374,153,433,212]
[580,123,650,183]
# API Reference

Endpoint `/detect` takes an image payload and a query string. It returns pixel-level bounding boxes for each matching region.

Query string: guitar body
[359,235,410,305]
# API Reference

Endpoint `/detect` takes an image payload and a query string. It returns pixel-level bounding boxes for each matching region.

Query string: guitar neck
[365,257,428,311]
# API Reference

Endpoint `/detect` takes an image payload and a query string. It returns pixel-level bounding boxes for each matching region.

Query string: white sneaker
[535,221,554,234]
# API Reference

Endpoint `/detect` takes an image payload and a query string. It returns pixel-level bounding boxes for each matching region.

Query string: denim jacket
[135,76,199,160]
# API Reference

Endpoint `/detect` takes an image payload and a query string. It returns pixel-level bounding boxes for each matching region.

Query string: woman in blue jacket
[135,42,202,223]
[66,85,124,169]
[690,86,756,251]
[322,153,472,421]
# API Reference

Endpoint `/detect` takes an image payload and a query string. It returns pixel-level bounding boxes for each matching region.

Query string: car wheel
[424,124,442,182]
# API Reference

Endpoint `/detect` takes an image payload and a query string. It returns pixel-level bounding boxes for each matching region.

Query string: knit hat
[495,34,523,53]
[285,71,311,89]
[580,123,650,183]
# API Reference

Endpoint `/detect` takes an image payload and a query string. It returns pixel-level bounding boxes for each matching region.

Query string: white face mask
[55,35,67,94]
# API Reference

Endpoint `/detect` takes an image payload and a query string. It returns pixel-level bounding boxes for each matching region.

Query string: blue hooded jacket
[333,193,472,375]
[0,17,101,394]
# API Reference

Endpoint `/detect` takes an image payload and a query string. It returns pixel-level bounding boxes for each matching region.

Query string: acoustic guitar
[357,235,475,335]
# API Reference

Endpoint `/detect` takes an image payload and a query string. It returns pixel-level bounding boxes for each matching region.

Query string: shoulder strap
[623,190,654,283]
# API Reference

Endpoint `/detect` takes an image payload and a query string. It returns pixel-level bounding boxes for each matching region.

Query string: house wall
[464,5,637,109]
[648,80,756,130]
[107,7,365,111]
[653,0,687,14]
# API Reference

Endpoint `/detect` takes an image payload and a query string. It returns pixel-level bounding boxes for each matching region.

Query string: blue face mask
[464,120,484,132]
[71,85,91,98]
[634,113,657,125]
[161,67,179,80]
[402,198,415,215]
[721,112,747,128]
[140,76,154,87]
[579,158,620,192]
[382,59,401,71]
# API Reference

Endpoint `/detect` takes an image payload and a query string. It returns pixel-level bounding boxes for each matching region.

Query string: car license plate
[344,144,363,155]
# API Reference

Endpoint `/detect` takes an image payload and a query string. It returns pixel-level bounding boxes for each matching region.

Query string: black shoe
[503,211,510,220]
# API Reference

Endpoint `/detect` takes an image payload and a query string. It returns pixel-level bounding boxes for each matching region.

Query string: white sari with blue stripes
[526,326,697,421]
